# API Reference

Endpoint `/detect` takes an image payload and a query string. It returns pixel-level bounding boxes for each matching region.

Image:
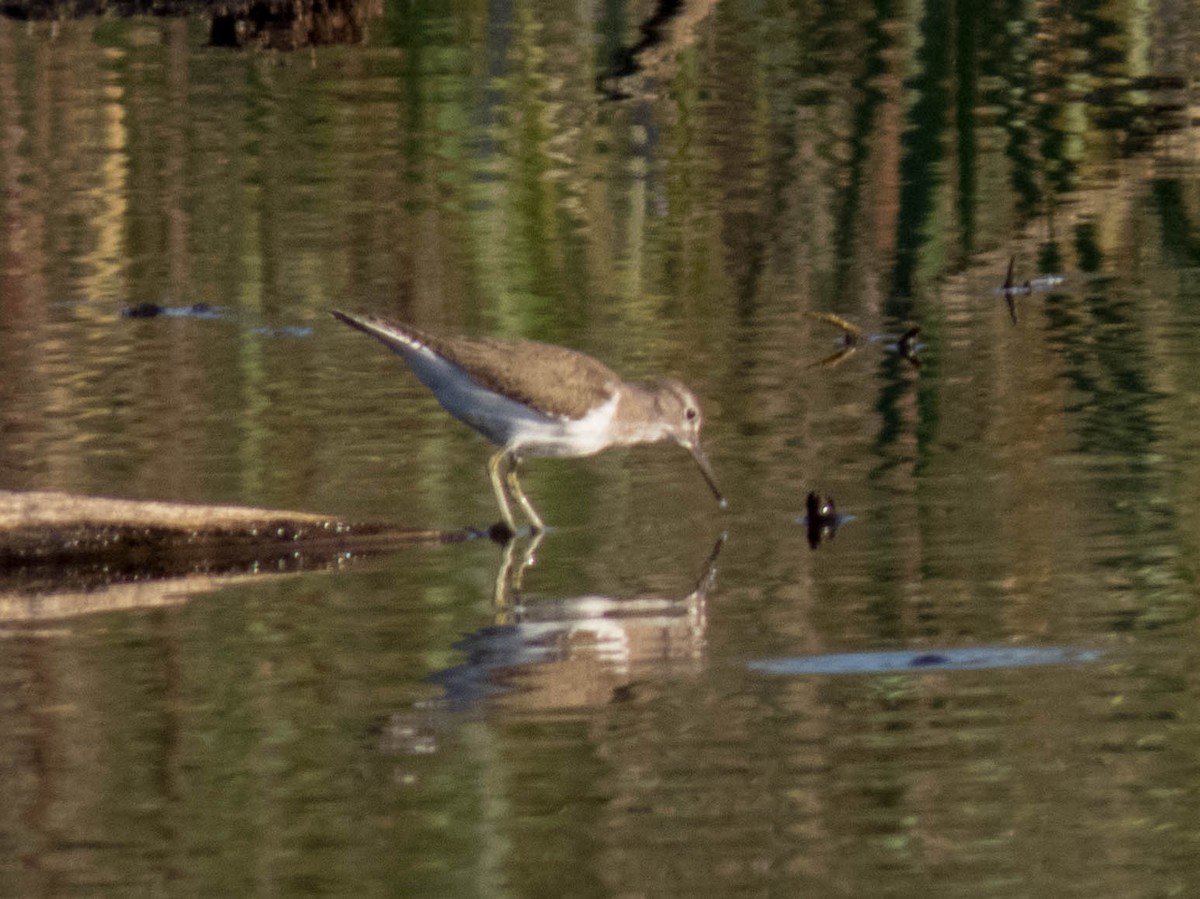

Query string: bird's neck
[607,382,673,446]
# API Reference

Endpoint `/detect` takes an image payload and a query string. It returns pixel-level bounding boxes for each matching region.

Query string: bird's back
[331,311,622,421]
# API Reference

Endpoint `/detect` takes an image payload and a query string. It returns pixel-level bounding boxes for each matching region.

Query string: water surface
[2,3,1200,895]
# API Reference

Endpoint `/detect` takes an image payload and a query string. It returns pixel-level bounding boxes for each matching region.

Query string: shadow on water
[429,532,725,709]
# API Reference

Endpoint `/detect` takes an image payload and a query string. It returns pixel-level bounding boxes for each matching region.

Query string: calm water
[3,2,1200,895]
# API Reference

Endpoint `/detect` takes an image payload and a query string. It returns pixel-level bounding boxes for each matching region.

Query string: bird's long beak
[685,441,727,509]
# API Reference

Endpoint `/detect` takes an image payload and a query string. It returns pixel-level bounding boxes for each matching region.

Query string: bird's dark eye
[686,407,698,421]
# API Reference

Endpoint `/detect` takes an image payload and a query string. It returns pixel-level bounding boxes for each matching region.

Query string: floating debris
[993,256,1066,323]
[798,492,853,549]
[121,302,225,320]
[896,326,921,368]
[805,312,921,369]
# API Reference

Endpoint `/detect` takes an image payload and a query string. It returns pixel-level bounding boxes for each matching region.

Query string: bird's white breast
[399,342,619,457]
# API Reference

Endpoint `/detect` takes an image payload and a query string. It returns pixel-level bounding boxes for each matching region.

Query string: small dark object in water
[805,312,921,370]
[122,302,165,318]
[909,653,948,667]
[488,521,516,545]
[805,492,840,549]
[121,302,222,320]
[996,256,1065,324]
[1000,256,1027,324]
[897,326,921,367]
[1003,255,1032,294]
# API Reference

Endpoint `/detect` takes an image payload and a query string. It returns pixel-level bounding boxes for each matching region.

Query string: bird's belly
[480,396,618,458]
[408,353,617,457]
[508,411,616,458]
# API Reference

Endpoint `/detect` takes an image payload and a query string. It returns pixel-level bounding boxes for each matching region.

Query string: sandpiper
[331,311,725,534]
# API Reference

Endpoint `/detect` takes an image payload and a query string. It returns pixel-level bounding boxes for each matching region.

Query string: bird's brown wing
[423,333,623,421]
[332,310,625,420]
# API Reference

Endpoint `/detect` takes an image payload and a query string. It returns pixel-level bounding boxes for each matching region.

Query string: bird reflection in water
[430,534,725,709]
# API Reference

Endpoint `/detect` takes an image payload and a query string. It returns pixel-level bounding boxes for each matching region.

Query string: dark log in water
[0,490,461,564]
[0,491,471,620]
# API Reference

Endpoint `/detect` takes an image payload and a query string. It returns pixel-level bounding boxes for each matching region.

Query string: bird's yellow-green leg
[505,455,545,533]
[488,449,521,534]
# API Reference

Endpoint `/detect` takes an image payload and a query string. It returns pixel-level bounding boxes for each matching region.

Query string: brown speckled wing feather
[333,312,621,420]
[416,331,621,421]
